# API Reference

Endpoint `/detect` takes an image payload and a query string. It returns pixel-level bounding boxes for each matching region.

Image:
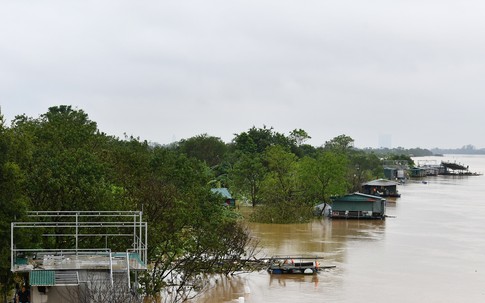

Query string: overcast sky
[1,0,484,149]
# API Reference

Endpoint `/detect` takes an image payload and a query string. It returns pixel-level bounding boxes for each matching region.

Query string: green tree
[299,150,349,205]
[251,146,312,223]
[348,151,383,191]
[135,147,257,302]
[288,129,317,157]
[0,113,29,300]
[229,152,266,207]
[177,134,227,168]
[288,128,311,147]
[2,105,261,303]
[12,106,114,212]
[233,126,292,154]
[324,134,354,152]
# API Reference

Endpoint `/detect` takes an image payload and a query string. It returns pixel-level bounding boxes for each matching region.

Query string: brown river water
[195,155,485,303]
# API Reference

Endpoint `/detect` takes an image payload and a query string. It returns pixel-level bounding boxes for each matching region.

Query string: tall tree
[12,106,115,212]
[0,113,29,300]
[288,128,311,147]
[348,151,383,191]
[324,134,354,153]
[135,147,257,302]
[229,152,266,207]
[177,134,227,168]
[233,126,292,154]
[2,106,261,303]
[299,150,349,204]
[252,146,312,223]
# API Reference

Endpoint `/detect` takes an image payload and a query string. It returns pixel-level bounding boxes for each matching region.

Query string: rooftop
[11,211,147,273]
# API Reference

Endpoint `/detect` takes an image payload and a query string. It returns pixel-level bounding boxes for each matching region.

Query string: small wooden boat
[266,256,332,275]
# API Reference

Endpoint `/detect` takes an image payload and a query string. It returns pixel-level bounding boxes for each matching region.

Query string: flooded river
[196,155,485,303]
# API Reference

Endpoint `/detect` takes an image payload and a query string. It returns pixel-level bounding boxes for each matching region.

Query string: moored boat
[266,256,329,275]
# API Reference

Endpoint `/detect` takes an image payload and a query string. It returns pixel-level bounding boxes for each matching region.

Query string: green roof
[331,192,385,203]
[30,270,55,286]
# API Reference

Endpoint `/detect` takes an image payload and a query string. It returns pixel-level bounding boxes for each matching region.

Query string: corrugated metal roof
[30,270,55,286]
[55,271,79,285]
[211,188,233,199]
[362,179,398,186]
[332,192,385,203]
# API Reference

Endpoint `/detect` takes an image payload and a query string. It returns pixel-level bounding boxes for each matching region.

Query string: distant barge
[440,161,481,176]
[414,161,481,177]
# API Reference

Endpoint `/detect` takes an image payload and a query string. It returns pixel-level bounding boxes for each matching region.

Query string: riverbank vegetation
[0,105,424,301]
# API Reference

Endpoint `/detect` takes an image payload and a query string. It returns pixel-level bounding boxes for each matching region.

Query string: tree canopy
[0,105,387,301]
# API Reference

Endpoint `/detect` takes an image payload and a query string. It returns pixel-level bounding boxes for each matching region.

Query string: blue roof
[211,188,233,199]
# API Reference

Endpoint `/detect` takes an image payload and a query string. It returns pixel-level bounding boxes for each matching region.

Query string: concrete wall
[31,285,78,303]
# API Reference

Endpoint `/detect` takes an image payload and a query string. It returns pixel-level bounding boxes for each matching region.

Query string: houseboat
[361,179,401,198]
[330,193,386,219]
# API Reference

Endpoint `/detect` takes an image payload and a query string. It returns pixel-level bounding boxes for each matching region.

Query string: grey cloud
[1,0,484,148]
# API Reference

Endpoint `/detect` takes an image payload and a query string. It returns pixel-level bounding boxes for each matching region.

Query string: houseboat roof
[362,179,398,187]
[332,192,385,203]
[441,161,468,171]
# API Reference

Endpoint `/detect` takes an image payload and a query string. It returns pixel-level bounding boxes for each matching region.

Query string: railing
[11,211,148,278]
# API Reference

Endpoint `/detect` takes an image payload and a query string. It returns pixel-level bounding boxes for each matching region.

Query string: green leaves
[299,150,349,204]
[0,106,389,301]
[177,134,227,168]
[229,152,266,207]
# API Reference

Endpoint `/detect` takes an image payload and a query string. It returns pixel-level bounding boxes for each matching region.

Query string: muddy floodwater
[195,155,485,303]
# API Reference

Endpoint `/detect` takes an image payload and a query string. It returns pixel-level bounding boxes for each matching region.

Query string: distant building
[378,134,392,149]
[409,167,426,177]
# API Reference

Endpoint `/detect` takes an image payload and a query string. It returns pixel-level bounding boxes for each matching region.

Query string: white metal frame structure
[11,211,147,288]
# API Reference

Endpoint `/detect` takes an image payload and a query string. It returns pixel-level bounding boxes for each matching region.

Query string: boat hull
[267,260,319,275]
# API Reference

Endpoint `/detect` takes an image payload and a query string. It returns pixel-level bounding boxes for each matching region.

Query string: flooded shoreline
[195,155,485,302]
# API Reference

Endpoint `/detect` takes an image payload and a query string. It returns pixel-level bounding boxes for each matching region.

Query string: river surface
[195,155,485,303]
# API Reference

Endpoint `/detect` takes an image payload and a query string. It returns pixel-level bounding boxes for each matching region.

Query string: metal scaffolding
[11,211,147,288]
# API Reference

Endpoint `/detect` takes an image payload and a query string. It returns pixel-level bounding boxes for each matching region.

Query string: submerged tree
[229,152,266,207]
[250,146,313,223]
[299,150,349,205]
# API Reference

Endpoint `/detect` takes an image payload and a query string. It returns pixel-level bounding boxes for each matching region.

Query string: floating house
[211,188,236,207]
[408,167,426,178]
[11,211,147,303]
[330,193,386,219]
[361,179,401,197]
[382,160,409,181]
[383,167,406,180]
